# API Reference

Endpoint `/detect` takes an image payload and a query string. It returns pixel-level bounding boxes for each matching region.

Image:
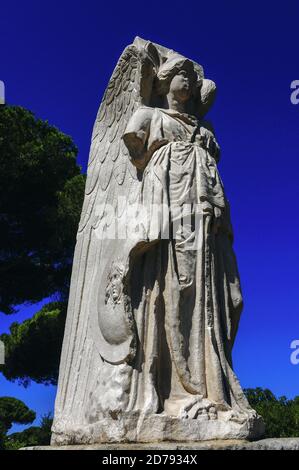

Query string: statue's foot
[163,395,251,422]
[219,407,253,424]
[164,394,203,418]
[164,395,221,420]
[186,401,219,420]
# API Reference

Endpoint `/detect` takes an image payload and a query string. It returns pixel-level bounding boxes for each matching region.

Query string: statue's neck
[165,95,187,114]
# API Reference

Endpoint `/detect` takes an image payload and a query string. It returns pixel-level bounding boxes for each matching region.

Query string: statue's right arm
[122,107,154,170]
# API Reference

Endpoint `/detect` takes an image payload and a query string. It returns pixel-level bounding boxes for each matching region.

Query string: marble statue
[51,37,264,444]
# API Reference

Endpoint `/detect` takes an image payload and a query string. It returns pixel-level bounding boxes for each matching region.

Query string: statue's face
[105,269,123,305]
[111,272,122,302]
[169,67,195,103]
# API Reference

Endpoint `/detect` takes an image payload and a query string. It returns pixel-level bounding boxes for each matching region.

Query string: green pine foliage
[4,414,53,450]
[0,105,85,449]
[0,105,85,314]
[0,397,36,449]
[245,388,299,438]
[0,302,66,386]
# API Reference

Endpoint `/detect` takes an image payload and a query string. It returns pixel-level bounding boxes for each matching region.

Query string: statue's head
[155,54,200,102]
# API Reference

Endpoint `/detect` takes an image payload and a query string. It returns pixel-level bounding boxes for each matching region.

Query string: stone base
[51,411,264,445]
[22,438,299,450]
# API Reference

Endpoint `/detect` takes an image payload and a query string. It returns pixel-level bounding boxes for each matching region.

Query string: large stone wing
[65,41,161,367]
[79,41,158,236]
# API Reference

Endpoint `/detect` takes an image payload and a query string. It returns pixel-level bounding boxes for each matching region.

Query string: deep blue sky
[1,0,299,431]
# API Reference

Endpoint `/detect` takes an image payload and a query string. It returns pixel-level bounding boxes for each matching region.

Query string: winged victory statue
[51,37,264,444]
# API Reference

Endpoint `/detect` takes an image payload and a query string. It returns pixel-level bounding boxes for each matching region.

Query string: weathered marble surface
[52,37,264,445]
[24,438,299,451]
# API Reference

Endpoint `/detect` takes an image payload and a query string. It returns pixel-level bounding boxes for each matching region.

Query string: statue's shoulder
[132,105,155,119]
[127,106,155,131]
